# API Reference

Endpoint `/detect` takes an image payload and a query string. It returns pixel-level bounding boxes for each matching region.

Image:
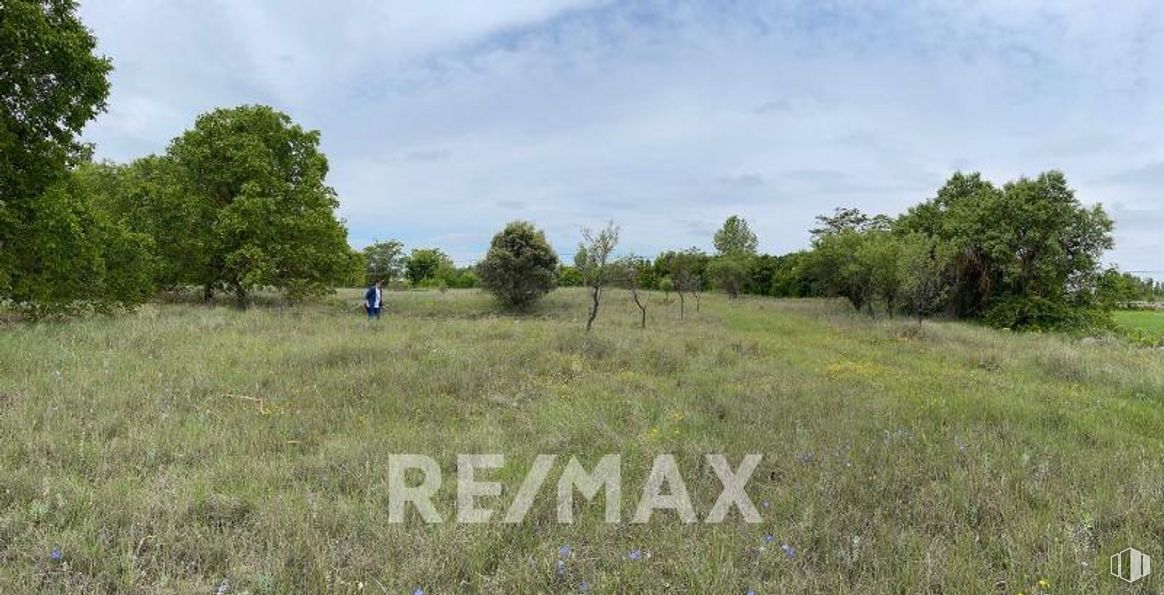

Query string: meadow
[1,288,1162,594]
[1115,309,1164,342]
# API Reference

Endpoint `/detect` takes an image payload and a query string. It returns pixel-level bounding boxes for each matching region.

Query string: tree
[163,105,353,306]
[405,248,453,286]
[615,255,652,328]
[362,240,407,285]
[1,0,114,308]
[713,215,758,257]
[477,221,559,308]
[576,222,619,332]
[707,257,748,300]
[662,248,707,317]
[658,276,674,303]
[897,171,1114,322]
[897,234,951,322]
[9,168,156,317]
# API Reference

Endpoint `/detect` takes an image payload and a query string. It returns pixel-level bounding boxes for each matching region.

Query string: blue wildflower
[781,543,796,559]
[558,545,573,558]
[763,534,774,543]
[50,547,62,562]
[628,549,642,561]
[413,589,424,595]
[761,500,770,509]
[579,580,590,592]
[556,559,567,577]
[747,591,756,595]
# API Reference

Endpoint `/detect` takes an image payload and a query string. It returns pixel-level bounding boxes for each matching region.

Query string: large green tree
[405,248,453,286]
[1,0,114,306]
[164,105,353,305]
[713,215,758,257]
[362,239,406,285]
[476,221,559,308]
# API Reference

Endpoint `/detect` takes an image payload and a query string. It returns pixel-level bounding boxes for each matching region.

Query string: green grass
[1,289,1162,593]
[1114,309,1164,338]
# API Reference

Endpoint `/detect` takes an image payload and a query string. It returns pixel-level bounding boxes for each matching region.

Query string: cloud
[77,0,1164,272]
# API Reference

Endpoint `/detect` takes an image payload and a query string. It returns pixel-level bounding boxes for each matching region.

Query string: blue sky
[79,0,1164,276]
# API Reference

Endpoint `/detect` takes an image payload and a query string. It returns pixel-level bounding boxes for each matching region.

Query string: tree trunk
[202,284,215,303]
[585,286,600,332]
[632,291,647,329]
[678,292,685,318]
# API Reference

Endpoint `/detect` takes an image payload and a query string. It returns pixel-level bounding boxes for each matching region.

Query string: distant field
[1,289,1162,593]
[1114,309,1164,338]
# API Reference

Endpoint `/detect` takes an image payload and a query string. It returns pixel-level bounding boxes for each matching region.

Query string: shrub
[984,296,1110,332]
[477,221,559,308]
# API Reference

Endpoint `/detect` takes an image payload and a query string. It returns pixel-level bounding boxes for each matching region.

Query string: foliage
[557,265,584,287]
[897,171,1113,317]
[476,221,559,308]
[405,248,453,286]
[1,0,113,308]
[362,239,407,285]
[983,295,1110,332]
[896,233,951,321]
[713,215,758,257]
[707,256,748,300]
[162,105,353,306]
[7,168,156,317]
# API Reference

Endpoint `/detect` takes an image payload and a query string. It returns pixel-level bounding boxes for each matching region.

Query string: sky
[79,0,1164,276]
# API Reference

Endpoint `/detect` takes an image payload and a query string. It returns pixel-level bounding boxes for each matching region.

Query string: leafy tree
[768,252,816,298]
[362,240,406,285]
[557,265,584,287]
[1,0,113,307]
[809,227,873,312]
[713,215,758,257]
[476,221,559,308]
[163,105,352,306]
[707,256,748,300]
[658,276,674,303]
[659,248,707,317]
[897,171,1113,320]
[9,169,156,317]
[576,222,619,332]
[896,233,951,321]
[405,248,453,286]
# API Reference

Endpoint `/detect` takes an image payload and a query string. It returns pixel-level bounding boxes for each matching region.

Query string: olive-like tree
[576,222,620,332]
[477,221,560,308]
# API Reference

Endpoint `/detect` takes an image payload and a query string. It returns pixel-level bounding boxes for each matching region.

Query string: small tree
[616,255,651,329]
[707,256,748,300]
[576,222,619,332]
[898,234,951,322]
[659,276,674,303]
[406,248,453,286]
[477,221,559,309]
[362,239,407,286]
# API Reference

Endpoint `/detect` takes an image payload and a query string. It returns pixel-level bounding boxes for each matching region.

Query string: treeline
[2,3,358,317]
[462,171,1125,332]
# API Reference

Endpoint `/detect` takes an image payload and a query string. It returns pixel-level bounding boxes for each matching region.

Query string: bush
[476,221,559,308]
[983,296,1110,332]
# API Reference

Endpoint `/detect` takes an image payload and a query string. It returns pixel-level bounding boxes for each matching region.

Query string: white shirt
[373,287,382,308]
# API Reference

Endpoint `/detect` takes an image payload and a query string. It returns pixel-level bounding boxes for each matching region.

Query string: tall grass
[1,289,1161,593]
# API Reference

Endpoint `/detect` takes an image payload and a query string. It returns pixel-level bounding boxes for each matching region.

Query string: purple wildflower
[558,545,573,558]
[50,547,62,562]
[763,534,774,543]
[556,559,567,577]
[781,543,796,559]
[413,589,424,595]
[628,549,642,561]
[579,580,591,592]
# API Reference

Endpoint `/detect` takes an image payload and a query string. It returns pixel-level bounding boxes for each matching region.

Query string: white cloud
[79,1,1164,274]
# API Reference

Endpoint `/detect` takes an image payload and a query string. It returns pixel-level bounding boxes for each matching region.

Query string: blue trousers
[366,305,381,319]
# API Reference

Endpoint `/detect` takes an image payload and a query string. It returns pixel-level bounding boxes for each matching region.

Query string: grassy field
[1115,309,1164,340]
[1,289,1162,594]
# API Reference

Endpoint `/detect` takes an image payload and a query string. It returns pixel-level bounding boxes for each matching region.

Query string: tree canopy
[477,221,559,308]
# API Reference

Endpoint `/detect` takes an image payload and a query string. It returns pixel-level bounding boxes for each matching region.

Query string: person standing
[364,279,384,320]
